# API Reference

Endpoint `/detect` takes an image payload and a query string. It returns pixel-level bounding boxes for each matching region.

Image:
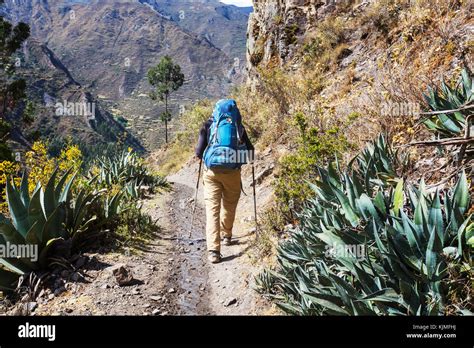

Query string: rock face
[246,0,335,82]
[247,0,311,78]
[111,265,135,287]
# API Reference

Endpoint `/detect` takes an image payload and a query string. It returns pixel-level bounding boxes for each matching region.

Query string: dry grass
[149,100,212,177]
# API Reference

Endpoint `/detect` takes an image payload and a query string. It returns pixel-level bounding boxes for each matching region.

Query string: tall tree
[0,1,30,160]
[0,10,30,120]
[147,56,184,144]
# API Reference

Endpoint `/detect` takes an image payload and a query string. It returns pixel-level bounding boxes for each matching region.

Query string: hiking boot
[208,251,221,264]
[223,237,232,246]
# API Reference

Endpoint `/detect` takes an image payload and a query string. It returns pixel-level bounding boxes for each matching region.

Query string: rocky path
[26,161,269,316]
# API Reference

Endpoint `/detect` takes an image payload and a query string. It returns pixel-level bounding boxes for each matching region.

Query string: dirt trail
[162,161,268,315]
[27,161,270,316]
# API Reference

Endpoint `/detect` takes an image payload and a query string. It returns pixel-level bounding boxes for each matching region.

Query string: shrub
[359,0,407,37]
[25,141,82,193]
[274,112,351,220]
[0,144,13,162]
[0,145,165,292]
[0,120,13,163]
[0,161,20,214]
[22,101,36,123]
[109,203,160,252]
[0,120,11,139]
[116,116,128,127]
[284,24,299,46]
[301,16,346,68]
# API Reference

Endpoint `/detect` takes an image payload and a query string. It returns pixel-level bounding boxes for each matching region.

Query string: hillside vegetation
[0,144,167,295]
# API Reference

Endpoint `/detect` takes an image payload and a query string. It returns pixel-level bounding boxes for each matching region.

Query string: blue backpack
[203,99,248,169]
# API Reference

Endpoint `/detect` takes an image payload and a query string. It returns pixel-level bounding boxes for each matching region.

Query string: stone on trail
[27,302,37,312]
[224,298,237,307]
[111,265,135,286]
[54,287,66,297]
[168,288,176,294]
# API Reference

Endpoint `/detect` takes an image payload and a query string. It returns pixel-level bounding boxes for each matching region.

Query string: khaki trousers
[203,167,241,252]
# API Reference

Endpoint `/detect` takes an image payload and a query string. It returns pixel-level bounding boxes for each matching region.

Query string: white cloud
[220,0,253,7]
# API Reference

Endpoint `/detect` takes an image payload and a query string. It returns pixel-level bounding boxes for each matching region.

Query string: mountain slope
[2,0,250,149]
[13,38,143,156]
[3,0,235,99]
[140,0,251,65]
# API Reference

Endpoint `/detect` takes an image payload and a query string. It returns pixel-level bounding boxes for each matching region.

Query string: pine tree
[147,56,185,144]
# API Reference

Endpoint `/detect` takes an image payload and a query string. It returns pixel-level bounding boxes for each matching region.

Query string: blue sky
[220,0,253,7]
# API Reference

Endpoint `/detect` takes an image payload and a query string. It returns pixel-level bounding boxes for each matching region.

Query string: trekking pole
[189,158,203,238]
[252,164,258,234]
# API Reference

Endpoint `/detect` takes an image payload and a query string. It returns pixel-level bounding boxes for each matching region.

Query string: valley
[1,0,250,151]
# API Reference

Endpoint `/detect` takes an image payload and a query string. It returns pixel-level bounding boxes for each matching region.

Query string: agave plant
[124,178,142,199]
[349,134,409,190]
[94,150,146,185]
[92,149,168,197]
[103,190,125,219]
[423,69,473,138]
[0,169,101,290]
[256,136,473,316]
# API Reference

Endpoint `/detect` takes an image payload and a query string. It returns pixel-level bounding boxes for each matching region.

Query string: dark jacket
[195,118,254,159]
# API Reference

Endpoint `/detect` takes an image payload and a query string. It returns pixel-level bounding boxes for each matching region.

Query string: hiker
[195,99,254,264]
